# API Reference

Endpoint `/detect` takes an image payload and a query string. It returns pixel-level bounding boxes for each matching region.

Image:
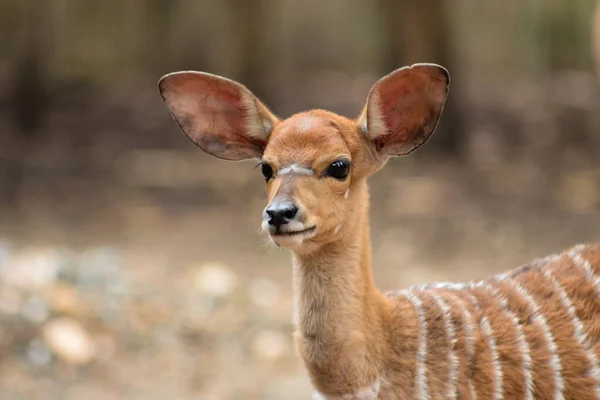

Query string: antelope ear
[158,71,279,161]
[357,64,449,156]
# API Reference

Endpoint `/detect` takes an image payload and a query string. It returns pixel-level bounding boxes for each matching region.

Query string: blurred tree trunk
[539,0,594,72]
[227,0,271,105]
[12,0,48,136]
[4,0,49,205]
[379,0,464,156]
[146,0,176,73]
[592,0,600,80]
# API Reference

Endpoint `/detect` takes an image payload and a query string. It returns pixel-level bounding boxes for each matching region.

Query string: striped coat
[384,243,600,399]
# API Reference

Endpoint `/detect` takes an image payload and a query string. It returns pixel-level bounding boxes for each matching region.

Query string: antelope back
[385,243,600,399]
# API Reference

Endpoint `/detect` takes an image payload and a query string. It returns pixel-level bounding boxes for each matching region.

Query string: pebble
[193,262,238,298]
[42,317,96,365]
[76,247,122,288]
[0,241,11,270]
[94,334,116,362]
[21,296,49,323]
[50,285,83,316]
[0,287,22,315]
[0,247,62,289]
[27,339,52,367]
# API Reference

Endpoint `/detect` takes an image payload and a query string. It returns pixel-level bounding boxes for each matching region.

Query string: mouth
[271,226,316,237]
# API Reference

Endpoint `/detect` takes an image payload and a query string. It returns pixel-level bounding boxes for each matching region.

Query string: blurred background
[1,0,600,399]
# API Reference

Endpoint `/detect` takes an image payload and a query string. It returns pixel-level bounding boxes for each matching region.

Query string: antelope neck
[290,182,386,391]
[291,222,377,337]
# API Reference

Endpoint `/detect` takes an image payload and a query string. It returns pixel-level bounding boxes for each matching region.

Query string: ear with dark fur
[158,71,279,161]
[357,64,449,156]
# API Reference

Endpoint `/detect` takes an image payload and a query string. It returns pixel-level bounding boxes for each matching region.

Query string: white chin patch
[261,219,270,233]
[272,232,306,247]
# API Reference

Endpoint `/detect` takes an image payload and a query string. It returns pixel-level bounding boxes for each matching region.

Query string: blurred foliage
[0,0,598,151]
[0,0,597,103]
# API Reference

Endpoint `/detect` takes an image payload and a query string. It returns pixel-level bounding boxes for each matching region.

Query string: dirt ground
[0,76,599,399]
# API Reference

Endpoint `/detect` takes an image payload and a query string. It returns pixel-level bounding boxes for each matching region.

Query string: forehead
[263,113,352,165]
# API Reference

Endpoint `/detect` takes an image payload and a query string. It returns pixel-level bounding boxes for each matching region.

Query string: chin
[266,226,317,249]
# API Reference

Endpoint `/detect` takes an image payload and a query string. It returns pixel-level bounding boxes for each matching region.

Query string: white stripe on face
[297,115,320,132]
[278,164,314,176]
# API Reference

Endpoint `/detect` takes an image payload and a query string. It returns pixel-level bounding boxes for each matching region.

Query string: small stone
[50,284,83,316]
[249,278,280,308]
[27,339,52,367]
[193,262,238,298]
[21,296,49,323]
[0,241,11,270]
[76,247,122,288]
[252,330,288,361]
[94,334,116,362]
[0,287,22,315]
[1,247,61,289]
[42,317,96,365]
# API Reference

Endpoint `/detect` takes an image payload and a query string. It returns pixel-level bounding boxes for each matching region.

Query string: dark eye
[327,159,350,180]
[261,163,274,181]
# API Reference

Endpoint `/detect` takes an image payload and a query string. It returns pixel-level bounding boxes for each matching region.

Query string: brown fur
[434,290,476,400]
[418,291,452,398]
[158,65,600,399]
[470,286,525,399]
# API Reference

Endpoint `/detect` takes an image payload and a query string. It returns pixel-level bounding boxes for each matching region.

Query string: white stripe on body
[480,315,503,400]
[402,290,430,400]
[431,293,459,400]
[413,282,471,291]
[570,244,600,295]
[444,292,478,400]
[494,254,559,282]
[460,291,505,400]
[546,251,600,398]
[474,281,534,400]
[412,284,476,399]
[494,276,565,400]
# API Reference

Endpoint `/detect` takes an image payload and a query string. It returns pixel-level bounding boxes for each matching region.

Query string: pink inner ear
[370,66,448,156]
[160,73,268,161]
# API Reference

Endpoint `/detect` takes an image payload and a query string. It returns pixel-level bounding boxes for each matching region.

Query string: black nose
[266,203,298,228]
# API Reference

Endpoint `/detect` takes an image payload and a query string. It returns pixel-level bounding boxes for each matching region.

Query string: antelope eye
[327,159,350,180]
[261,163,274,181]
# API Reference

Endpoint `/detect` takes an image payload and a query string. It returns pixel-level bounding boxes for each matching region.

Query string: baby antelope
[158,64,600,399]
